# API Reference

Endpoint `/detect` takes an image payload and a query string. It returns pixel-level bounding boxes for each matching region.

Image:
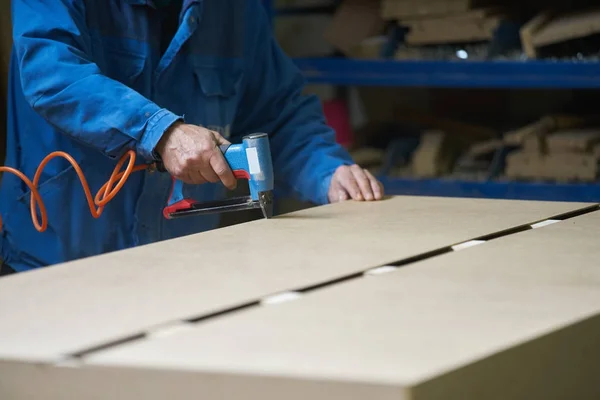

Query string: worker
[0,0,384,276]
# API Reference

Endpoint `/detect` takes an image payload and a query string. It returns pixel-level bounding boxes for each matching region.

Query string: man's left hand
[328,165,384,203]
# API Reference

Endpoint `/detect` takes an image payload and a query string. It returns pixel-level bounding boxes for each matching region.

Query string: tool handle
[156,144,248,178]
[219,144,231,154]
[163,142,251,209]
[163,134,272,212]
[219,143,252,180]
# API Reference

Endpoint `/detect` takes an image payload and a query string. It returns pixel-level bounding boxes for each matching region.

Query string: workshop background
[2,0,600,226]
[228,0,600,225]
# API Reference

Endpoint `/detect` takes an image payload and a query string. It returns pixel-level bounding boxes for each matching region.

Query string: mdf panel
[59,210,600,400]
[0,360,406,400]
[0,197,592,363]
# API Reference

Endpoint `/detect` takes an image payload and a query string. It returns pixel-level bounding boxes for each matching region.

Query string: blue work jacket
[0,0,353,272]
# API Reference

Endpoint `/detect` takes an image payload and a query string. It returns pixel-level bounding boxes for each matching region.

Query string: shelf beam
[381,178,600,202]
[294,58,600,89]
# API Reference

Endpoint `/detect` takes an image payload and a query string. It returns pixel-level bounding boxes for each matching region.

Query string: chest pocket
[192,63,243,140]
[89,35,148,95]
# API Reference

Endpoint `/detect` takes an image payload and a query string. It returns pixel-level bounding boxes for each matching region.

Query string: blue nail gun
[161,133,274,220]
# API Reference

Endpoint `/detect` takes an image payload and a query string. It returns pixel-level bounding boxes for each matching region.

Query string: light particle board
[51,210,600,400]
[0,197,594,364]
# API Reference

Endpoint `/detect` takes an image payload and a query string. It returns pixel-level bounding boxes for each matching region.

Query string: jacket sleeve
[233,4,354,205]
[11,0,181,161]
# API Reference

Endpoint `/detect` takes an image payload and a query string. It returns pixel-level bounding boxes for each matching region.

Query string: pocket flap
[193,65,242,97]
[17,165,76,203]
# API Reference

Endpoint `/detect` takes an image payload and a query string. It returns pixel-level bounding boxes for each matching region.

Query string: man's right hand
[155,122,237,190]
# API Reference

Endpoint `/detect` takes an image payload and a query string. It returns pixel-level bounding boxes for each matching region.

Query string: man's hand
[328,165,384,203]
[155,122,237,189]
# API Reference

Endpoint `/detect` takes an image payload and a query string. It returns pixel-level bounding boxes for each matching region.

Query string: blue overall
[0,0,353,272]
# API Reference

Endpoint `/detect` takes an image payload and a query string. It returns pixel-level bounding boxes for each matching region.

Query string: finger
[177,174,194,185]
[209,150,237,190]
[337,189,350,202]
[328,180,350,203]
[178,170,206,185]
[351,165,374,201]
[177,155,209,184]
[364,169,384,200]
[199,167,220,184]
[189,170,208,185]
[339,167,363,201]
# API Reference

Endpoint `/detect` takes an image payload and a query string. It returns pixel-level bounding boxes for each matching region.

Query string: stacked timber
[381,0,503,46]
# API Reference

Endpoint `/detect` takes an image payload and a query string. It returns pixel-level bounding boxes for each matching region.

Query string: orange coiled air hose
[0,150,149,232]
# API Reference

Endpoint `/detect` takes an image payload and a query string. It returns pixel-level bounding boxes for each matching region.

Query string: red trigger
[233,170,250,180]
[163,199,197,219]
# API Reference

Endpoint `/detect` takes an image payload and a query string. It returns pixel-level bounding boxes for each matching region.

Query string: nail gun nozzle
[259,191,274,219]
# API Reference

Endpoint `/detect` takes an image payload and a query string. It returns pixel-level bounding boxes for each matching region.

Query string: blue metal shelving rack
[263,1,600,202]
[293,58,600,89]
